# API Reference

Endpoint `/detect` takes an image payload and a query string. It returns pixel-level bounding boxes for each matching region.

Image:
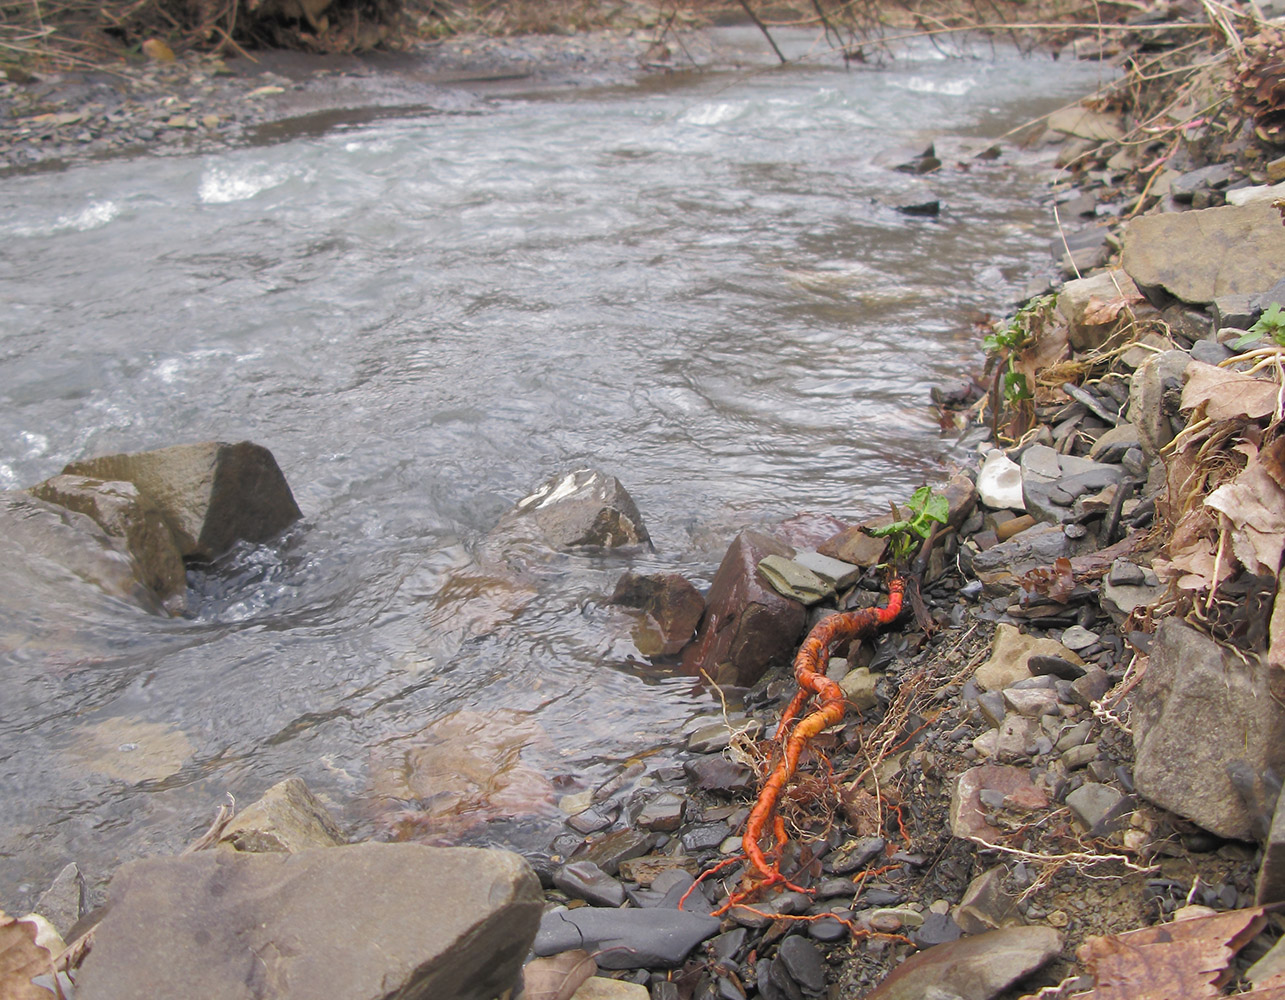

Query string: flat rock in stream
[218,776,346,853]
[76,843,542,1000]
[63,440,301,561]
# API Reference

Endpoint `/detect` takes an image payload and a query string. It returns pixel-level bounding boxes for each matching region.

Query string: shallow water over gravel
[0,33,1108,904]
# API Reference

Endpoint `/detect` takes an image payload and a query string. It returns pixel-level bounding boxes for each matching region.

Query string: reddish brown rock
[950,764,1050,846]
[864,925,1061,1000]
[679,529,806,687]
[610,572,704,657]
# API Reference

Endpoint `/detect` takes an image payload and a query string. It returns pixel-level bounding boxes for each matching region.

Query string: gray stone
[1133,619,1285,841]
[778,935,826,992]
[1020,445,1125,525]
[1122,201,1285,304]
[1055,719,1094,751]
[1102,577,1164,620]
[970,524,1072,591]
[977,690,1007,729]
[1002,688,1059,718]
[534,906,719,969]
[863,926,1062,1000]
[635,792,685,832]
[974,625,1085,692]
[680,529,807,688]
[1190,339,1234,365]
[1170,163,1235,203]
[685,757,755,795]
[63,441,301,561]
[1062,743,1100,770]
[1128,349,1192,457]
[1047,106,1124,141]
[1057,270,1141,351]
[33,862,86,938]
[76,844,541,1000]
[491,468,649,552]
[1069,666,1111,708]
[791,549,861,590]
[28,474,187,613]
[995,714,1041,763]
[1212,293,1259,331]
[915,911,964,947]
[1065,782,1125,830]
[758,554,832,605]
[554,860,626,907]
[953,866,1017,936]
[571,828,657,876]
[687,718,762,754]
[1088,423,1142,464]
[219,777,345,854]
[840,667,879,711]
[824,837,885,875]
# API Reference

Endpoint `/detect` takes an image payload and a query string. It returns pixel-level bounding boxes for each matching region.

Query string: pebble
[778,935,827,992]
[1058,625,1100,651]
[554,860,626,907]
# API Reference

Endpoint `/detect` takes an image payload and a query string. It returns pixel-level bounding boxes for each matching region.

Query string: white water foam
[7,199,121,238]
[198,164,293,204]
[900,76,977,96]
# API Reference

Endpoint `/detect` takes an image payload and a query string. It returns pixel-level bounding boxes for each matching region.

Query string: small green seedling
[986,293,1056,407]
[1232,302,1285,350]
[867,486,950,565]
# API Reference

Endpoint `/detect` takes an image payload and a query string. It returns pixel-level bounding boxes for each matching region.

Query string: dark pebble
[824,837,885,874]
[769,956,807,1000]
[778,935,827,992]
[808,910,851,942]
[914,911,963,947]
[710,927,748,963]
[681,822,731,852]
[1028,654,1087,680]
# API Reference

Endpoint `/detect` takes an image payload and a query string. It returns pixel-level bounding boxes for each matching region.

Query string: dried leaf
[1182,362,1282,422]
[1206,454,1285,577]
[1020,557,1076,604]
[1078,907,1266,1000]
[1081,291,1142,326]
[0,912,56,1000]
[840,786,883,837]
[521,950,597,1000]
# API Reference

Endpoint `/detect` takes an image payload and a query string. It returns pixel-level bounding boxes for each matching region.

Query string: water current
[0,29,1110,905]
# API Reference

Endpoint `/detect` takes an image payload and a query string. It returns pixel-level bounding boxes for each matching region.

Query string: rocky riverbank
[8,6,1285,1000]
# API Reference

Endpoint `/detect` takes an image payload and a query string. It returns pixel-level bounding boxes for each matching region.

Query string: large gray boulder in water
[75,843,542,1000]
[62,441,301,561]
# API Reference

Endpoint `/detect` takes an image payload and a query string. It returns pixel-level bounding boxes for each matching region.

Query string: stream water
[0,30,1110,905]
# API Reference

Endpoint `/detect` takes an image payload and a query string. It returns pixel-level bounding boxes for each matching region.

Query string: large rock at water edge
[492,469,650,551]
[63,441,301,561]
[680,528,807,688]
[27,474,188,614]
[1121,201,1285,304]
[610,571,705,656]
[1132,618,1285,841]
[75,843,542,1000]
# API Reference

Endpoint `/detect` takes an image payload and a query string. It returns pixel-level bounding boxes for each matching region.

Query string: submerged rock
[62,440,302,561]
[0,491,166,613]
[76,843,542,1000]
[27,473,188,614]
[610,571,705,657]
[680,528,807,688]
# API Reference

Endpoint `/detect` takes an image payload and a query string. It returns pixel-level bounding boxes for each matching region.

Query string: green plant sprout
[1232,302,1285,350]
[986,293,1056,406]
[866,486,949,566]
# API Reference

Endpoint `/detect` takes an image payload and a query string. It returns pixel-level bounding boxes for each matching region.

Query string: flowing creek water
[0,31,1110,905]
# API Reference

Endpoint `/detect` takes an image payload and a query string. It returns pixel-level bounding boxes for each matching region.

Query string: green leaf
[1003,370,1031,403]
[921,494,949,525]
[1232,329,1265,351]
